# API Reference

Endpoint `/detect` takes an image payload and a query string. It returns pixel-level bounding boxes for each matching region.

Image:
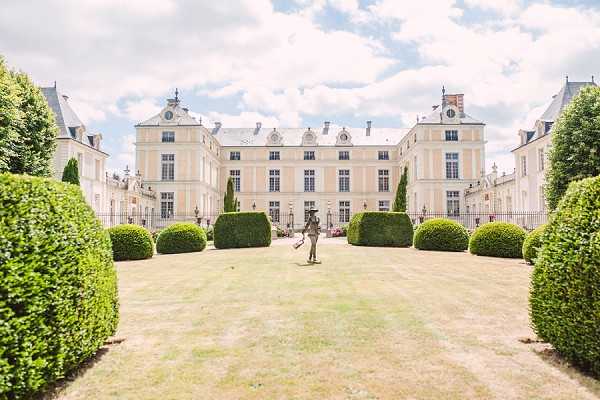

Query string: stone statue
[302,207,321,264]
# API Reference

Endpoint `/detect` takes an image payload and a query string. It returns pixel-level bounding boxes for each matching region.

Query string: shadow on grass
[532,346,600,396]
[37,338,125,400]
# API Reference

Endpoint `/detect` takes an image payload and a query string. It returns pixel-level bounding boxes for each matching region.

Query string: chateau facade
[135,90,485,227]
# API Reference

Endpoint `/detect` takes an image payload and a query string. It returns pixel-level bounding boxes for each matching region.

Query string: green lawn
[49,242,600,399]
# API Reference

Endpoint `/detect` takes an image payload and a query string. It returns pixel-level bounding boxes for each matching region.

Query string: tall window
[378,169,389,192]
[229,151,241,161]
[304,169,315,192]
[269,151,280,160]
[304,151,315,160]
[338,169,350,192]
[446,191,460,216]
[378,200,390,211]
[445,130,458,141]
[445,153,459,179]
[269,169,280,192]
[538,148,545,171]
[269,201,280,223]
[339,201,350,223]
[304,201,315,222]
[520,155,527,177]
[160,192,174,218]
[161,131,175,143]
[230,169,240,192]
[378,150,389,160]
[161,154,175,181]
[338,151,350,160]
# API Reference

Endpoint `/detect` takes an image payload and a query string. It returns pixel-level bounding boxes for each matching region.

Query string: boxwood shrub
[530,176,600,376]
[413,218,469,251]
[107,224,153,261]
[156,222,207,254]
[522,224,547,264]
[0,173,119,399]
[469,221,526,258]
[347,212,413,247]
[214,212,271,249]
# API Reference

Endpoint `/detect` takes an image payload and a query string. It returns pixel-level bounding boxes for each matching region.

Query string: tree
[0,56,22,173]
[393,166,408,212]
[223,176,237,212]
[545,85,600,209]
[9,70,57,176]
[62,157,80,185]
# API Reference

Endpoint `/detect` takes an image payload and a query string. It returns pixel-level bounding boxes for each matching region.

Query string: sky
[1,0,599,174]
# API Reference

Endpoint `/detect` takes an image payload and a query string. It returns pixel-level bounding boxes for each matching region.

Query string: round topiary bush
[107,224,153,261]
[522,224,547,264]
[468,221,526,258]
[214,212,271,249]
[530,176,600,376]
[413,218,469,252]
[156,222,207,254]
[347,212,413,247]
[0,173,119,399]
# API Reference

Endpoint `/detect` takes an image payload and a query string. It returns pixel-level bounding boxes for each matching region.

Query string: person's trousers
[308,234,318,260]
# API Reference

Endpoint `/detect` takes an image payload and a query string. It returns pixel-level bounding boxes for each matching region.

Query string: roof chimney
[212,121,222,134]
[323,121,330,135]
[254,122,262,135]
[366,120,372,136]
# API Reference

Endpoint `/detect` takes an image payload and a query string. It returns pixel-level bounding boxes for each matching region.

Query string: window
[338,169,350,192]
[304,151,315,160]
[269,151,280,160]
[304,201,315,222]
[378,169,389,192]
[230,169,240,192]
[445,153,459,179]
[338,151,350,160]
[378,200,390,212]
[520,155,527,177]
[229,151,241,161]
[339,201,350,223]
[538,148,545,171]
[445,130,458,141]
[378,150,389,160]
[269,169,280,192]
[269,201,280,223]
[446,191,460,216]
[160,192,174,218]
[161,154,175,181]
[304,169,315,192]
[161,131,175,142]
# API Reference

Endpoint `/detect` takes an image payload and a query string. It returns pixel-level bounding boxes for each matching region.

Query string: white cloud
[116,134,136,170]
[123,99,162,123]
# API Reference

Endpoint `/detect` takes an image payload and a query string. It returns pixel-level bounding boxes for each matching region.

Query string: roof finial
[592,75,595,84]
[53,80,56,88]
[175,88,179,102]
[441,85,447,107]
[442,85,446,96]
[565,75,569,83]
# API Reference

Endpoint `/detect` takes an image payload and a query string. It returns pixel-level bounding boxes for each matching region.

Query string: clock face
[164,110,174,120]
[340,133,348,141]
[446,109,456,118]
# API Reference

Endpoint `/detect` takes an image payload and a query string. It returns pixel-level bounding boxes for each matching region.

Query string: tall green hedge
[347,212,413,247]
[0,173,119,399]
[413,218,469,252]
[530,176,600,376]
[469,222,526,258]
[107,224,154,261]
[522,224,547,264]
[214,212,271,249]
[156,222,207,254]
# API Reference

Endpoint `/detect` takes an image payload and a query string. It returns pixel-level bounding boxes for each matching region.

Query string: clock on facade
[340,133,348,141]
[446,109,456,118]
[164,110,174,120]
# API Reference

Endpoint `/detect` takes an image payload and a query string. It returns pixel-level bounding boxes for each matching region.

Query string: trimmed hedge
[347,212,413,247]
[522,224,547,264]
[156,222,207,254]
[214,212,271,249]
[413,218,469,252]
[469,221,526,258]
[0,173,119,398]
[107,224,153,261]
[530,176,600,376]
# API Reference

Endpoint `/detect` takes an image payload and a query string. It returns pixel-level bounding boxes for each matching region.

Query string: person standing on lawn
[302,207,321,264]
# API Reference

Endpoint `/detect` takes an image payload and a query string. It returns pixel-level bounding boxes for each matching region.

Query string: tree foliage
[62,157,80,185]
[393,166,408,212]
[545,85,600,209]
[223,176,237,212]
[0,57,21,172]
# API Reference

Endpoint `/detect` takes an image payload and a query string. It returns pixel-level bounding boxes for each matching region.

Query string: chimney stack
[254,122,262,135]
[323,121,330,135]
[366,120,372,136]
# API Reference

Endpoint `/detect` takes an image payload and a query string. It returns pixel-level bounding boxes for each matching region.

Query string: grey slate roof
[41,86,84,138]
[212,126,409,147]
[539,81,596,122]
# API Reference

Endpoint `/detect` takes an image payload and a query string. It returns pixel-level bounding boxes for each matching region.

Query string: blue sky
[1,0,599,174]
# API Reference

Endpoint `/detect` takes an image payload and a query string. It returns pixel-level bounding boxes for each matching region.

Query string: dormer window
[302,129,317,146]
[335,128,352,146]
[164,110,174,120]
